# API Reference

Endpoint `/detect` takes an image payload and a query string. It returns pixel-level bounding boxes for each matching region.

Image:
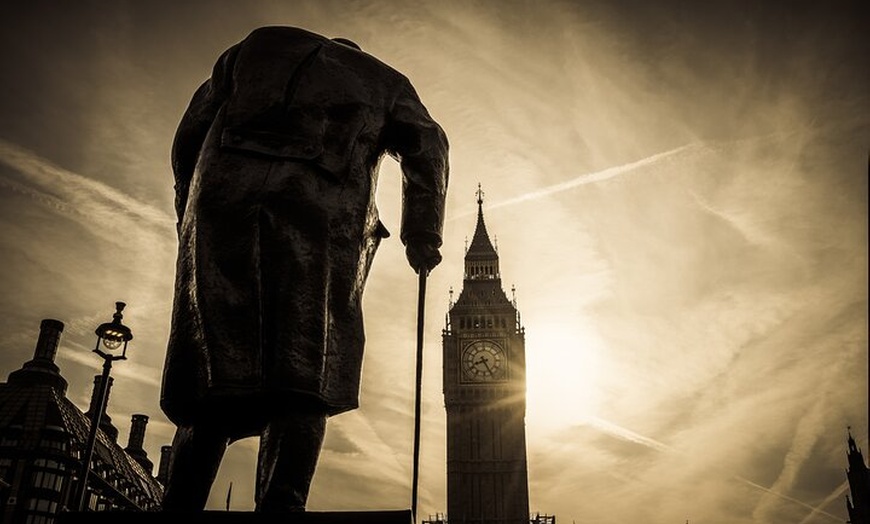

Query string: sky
[0,1,867,523]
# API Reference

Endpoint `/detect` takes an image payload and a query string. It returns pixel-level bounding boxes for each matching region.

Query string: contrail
[585,416,672,453]
[456,129,811,220]
[452,142,703,220]
[753,399,831,522]
[736,476,843,522]
[687,189,774,247]
[0,137,179,357]
[584,416,842,520]
[796,480,849,524]
[0,137,175,244]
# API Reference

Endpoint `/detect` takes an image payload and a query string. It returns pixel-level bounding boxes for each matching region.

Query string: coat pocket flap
[221,128,323,159]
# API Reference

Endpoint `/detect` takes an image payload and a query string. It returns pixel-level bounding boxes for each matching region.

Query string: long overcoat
[160,26,448,439]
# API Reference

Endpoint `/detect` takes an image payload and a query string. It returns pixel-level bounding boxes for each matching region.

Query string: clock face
[462,340,506,382]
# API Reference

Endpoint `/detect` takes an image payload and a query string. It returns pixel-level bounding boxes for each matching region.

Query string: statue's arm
[171,44,239,227]
[385,79,450,272]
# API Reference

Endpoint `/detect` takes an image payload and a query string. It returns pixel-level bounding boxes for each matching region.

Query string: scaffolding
[420,513,556,524]
[531,513,556,524]
[422,513,447,524]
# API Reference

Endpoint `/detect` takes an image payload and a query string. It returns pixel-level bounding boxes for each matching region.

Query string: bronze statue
[159,26,449,512]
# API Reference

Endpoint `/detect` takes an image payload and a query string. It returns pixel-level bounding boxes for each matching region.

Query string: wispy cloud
[0,138,175,241]
[58,339,163,388]
[0,137,178,428]
[579,415,845,522]
[308,409,412,509]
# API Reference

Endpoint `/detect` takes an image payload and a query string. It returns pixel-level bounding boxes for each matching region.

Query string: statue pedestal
[57,509,414,524]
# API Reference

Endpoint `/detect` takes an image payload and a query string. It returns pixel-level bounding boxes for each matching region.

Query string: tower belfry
[442,186,530,524]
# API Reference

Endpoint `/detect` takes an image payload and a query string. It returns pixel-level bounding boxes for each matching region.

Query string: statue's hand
[406,241,442,274]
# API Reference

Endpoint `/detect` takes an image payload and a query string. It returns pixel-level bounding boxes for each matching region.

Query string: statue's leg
[162,424,230,511]
[255,410,327,512]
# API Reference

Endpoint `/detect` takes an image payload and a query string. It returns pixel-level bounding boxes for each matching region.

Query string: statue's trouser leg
[255,411,327,512]
[161,424,230,511]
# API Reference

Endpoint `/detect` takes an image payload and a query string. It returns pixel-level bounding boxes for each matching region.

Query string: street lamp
[73,301,133,512]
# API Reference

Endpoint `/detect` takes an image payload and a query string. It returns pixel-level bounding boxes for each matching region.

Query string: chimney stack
[84,375,119,442]
[156,445,173,486]
[33,319,64,362]
[125,414,154,474]
[7,319,68,392]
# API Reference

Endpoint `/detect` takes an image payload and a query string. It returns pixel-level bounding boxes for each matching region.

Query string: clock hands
[464,342,504,381]
[474,355,493,374]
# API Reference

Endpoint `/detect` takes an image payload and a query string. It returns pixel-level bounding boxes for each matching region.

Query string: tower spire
[465,184,499,280]
[845,425,870,524]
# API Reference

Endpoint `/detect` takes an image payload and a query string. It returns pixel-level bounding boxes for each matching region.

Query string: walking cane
[411,268,427,524]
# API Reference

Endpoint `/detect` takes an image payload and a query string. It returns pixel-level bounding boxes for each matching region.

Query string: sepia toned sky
[0,1,867,523]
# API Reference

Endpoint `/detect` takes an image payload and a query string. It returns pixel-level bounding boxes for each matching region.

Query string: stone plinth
[57,509,414,524]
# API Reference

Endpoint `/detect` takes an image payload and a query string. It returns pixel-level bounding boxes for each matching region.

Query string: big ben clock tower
[442,186,530,524]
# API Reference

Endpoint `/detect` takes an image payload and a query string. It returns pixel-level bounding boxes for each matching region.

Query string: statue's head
[332,37,361,51]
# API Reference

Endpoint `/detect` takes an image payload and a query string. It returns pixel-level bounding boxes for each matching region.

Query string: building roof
[1,318,163,510]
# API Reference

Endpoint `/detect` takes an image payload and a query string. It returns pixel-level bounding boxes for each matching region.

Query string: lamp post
[73,302,133,512]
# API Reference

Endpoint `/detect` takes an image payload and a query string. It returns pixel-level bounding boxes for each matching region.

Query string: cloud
[0,137,177,334]
[309,410,412,509]
[57,338,163,389]
[323,426,365,455]
[752,399,828,521]
[0,138,175,243]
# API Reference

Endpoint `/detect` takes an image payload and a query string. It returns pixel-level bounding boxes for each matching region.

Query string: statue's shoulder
[242,25,326,45]
[234,26,408,91]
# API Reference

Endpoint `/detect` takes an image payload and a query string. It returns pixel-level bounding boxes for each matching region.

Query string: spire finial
[476,183,484,208]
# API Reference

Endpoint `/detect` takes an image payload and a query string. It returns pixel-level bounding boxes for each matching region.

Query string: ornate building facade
[442,188,531,524]
[0,319,167,523]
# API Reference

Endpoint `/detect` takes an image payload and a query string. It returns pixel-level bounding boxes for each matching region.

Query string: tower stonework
[442,187,530,524]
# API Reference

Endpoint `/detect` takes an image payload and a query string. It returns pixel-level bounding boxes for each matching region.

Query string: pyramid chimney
[7,319,68,392]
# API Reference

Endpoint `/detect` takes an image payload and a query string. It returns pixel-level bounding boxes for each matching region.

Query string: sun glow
[524,318,603,435]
